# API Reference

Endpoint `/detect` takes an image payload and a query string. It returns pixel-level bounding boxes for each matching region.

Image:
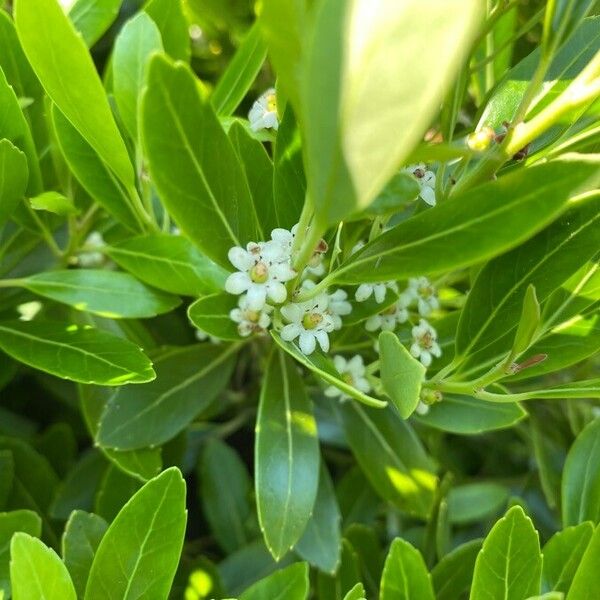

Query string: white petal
[270,262,296,282]
[420,185,436,207]
[355,284,373,302]
[267,281,288,304]
[280,303,302,323]
[271,228,292,244]
[333,355,347,372]
[228,246,253,271]
[325,385,341,398]
[431,343,442,358]
[420,351,432,367]
[246,285,267,310]
[299,331,316,355]
[410,343,421,358]
[415,401,430,415]
[348,355,364,373]
[225,272,251,295]
[355,377,371,393]
[314,329,330,352]
[258,313,271,329]
[280,323,302,341]
[365,315,381,332]
[418,298,432,316]
[229,308,243,323]
[238,323,254,337]
[374,284,387,304]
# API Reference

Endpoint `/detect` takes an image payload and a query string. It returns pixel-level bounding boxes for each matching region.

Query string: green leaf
[256,351,320,561]
[470,506,542,600]
[29,191,79,217]
[141,54,260,268]
[302,0,483,225]
[567,523,600,599]
[359,173,419,219]
[0,510,41,599]
[432,539,482,600]
[414,394,527,434]
[380,538,435,600]
[316,538,362,599]
[10,532,76,600]
[0,321,155,385]
[239,563,310,600]
[50,104,141,231]
[333,156,600,284]
[456,192,600,373]
[106,234,228,297]
[562,418,600,526]
[14,0,134,188]
[19,270,180,319]
[542,522,594,595]
[68,0,123,47]
[379,331,426,418]
[524,379,600,400]
[336,404,436,517]
[98,343,237,450]
[84,467,187,600]
[211,22,267,116]
[200,439,252,553]
[272,332,386,408]
[188,293,243,341]
[94,466,140,523]
[144,0,189,62]
[294,465,341,574]
[343,583,366,600]
[113,12,163,141]
[0,140,28,228]
[61,511,108,599]
[447,483,509,525]
[0,452,14,510]
[511,284,541,358]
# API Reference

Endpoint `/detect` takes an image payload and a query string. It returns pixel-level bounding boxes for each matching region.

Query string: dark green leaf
[567,523,600,599]
[20,270,180,319]
[447,482,509,524]
[141,54,260,268]
[0,451,14,510]
[360,173,419,218]
[93,465,140,523]
[239,562,309,600]
[471,506,542,600]
[256,351,320,560]
[334,156,600,284]
[106,234,228,297]
[98,343,237,450]
[62,511,108,599]
[0,321,155,385]
[379,331,426,418]
[379,538,434,600]
[0,140,28,228]
[85,468,187,600]
[431,539,482,600]
[188,293,243,341]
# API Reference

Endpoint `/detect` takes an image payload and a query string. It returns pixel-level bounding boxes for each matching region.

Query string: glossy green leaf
[84,467,187,600]
[336,404,436,517]
[212,22,267,116]
[524,379,600,400]
[93,466,140,523]
[141,54,260,268]
[272,332,386,408]
[239,563,309,600]
[456,192,600,373]
[333,156,600,284]
[342,583,366,600]
[98,343,237,450]
[512,284,541,357]
[50,105,141,231]
[10,533,76,600]
[0,452,13,510]
[68,0,123,47]
[379,331,426,418]
[29,191,78,216]
[414,394,527,434]
[294,465,341,574]
[359,173,419,218]
[0,140,28,228]
[432,539,482,600]
[302,0,483,224]
[562,418,600,526]
[447,483,509,525]
[0,510,41,599]
[188,293,243,341]
[0,321,155,385]
[106,234,227,297]
[113,12,163,140]
[380,538,434,600]
[256,351,319,561]
[20,270,180,318]
[200,439,252,553]
[61,511,108,599]
[567,524,600,599]
[542,522,594,595]
[470,506,542,600]
[316,538,362,600]
[144,0,189,62]
[14,0,134,188]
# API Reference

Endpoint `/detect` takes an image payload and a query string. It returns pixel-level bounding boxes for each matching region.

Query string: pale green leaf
[0,140,28,228]
[68,0,123,47]
[239,563,309,600]
[29,191,79,217]
[567,524,600,599]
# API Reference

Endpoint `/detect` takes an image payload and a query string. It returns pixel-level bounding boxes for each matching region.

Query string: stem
[484,0,495,94]
[25,205,63,257]
[0,278,25,288]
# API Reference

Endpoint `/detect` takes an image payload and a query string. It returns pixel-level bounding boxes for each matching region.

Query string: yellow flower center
[244,310,261,323]
[266,93,277,113]
[382,304,397,316]
[250,262,268,283]
[302,312,323,330]
[342,373,354,386]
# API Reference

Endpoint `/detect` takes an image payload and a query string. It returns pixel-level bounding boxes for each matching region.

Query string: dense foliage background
[0,0,599,599]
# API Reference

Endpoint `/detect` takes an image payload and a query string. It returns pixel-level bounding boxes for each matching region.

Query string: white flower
[355,281,398,303]
[415,401,430,415]
[403,163,436,206]
[225,241,295,310]
[365,297,409,332]
[77,231,105,267]
[325,355,371,399]
[270,224,298,258]
[195,329,221,344]
[410,319,442,367]
[328,288,352,330]
[406,276,439,316]
[230,295,273,337]
[280,293,335,355]
[249,88,278,132]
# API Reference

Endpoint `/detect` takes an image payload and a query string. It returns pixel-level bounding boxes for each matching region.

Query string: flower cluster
[402,163,436,206]
[248,88,279,132]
